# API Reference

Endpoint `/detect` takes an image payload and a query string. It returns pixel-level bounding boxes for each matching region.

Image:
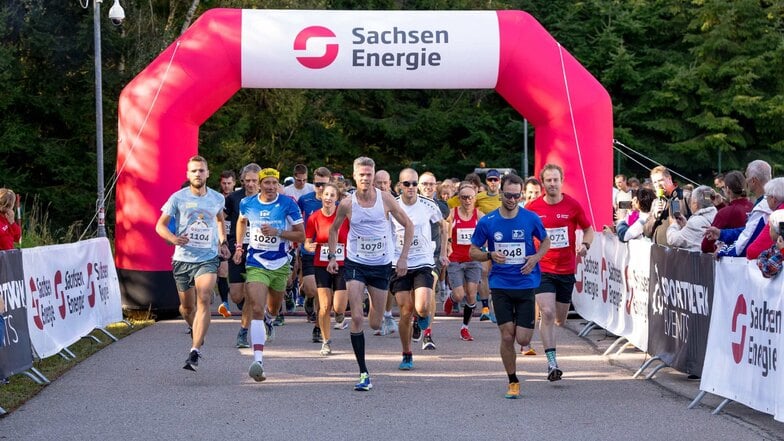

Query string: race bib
[319,243,345,263]
[456,227,475,245]
[495,242,526,265]
[243,229,251,245]
[547,227,569,249]
[358,236,386,258]
[223,220,231,236]
[249,222,280,251]
[186,221,213,249]
[397,231,425,254]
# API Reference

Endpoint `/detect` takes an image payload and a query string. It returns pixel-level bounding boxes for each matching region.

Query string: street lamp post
[90,0,124,238]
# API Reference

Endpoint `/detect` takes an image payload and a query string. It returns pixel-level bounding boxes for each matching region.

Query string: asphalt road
[1,311,782,440]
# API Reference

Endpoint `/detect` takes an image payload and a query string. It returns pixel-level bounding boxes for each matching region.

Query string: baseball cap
[486,169,501,178]
[259,168,280,180]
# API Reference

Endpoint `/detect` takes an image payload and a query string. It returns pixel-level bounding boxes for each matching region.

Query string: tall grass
[20,196,83,248]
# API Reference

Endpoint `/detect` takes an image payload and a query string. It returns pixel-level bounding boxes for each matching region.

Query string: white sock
[384,310,393,318]
[250,319,266,363]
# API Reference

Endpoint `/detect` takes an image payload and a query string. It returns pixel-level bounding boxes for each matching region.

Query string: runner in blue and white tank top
[326,156,414,392]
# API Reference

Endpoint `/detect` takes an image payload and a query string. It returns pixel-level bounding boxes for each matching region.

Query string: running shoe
[460,327,474,341]
[547,365,563,382]
[218,301,231,318]
[479,306,491,321]
[236,328,250,348]
[273,314,285,326]
[183,349,200,371]
[334,314,349,330]
[381,315,397,336]
[505,382,520,399]
[265,319,275,342]
[443,296,454,315]
[320,340,332,356]
[422,334,436,350]
[412,320,422,342]
[417,315,431,332]
[354,372,373,391]
[398,354,413,370]
[248,360,266,382]
[312,326,323,343]
[522,347,537,356]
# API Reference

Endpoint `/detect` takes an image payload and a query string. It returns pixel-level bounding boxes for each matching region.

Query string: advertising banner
[700,258,783,421]
[0,249,33,378]
[624,239,651,351]
[241,10,500,89]
[23,238,123,358]
[647,245,714,376]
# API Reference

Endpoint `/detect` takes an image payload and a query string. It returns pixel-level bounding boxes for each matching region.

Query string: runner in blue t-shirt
[469,173,550,399]
[233,168,304,383]
[155,155,231,372]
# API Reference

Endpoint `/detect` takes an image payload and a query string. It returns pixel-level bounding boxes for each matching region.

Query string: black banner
[647,245,714,376]
[0,249,33,378]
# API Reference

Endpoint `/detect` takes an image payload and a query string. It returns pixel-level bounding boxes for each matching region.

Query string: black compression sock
[351,331,368,374]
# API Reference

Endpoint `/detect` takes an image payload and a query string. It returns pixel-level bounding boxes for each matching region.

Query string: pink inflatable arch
[116,9,612,311]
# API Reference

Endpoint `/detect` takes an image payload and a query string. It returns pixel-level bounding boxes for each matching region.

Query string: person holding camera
[612,187,656,242]
[644,165,691,245]
[665,186,717,251]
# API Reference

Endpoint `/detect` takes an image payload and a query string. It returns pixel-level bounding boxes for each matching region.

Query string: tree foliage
[1,0,782,235]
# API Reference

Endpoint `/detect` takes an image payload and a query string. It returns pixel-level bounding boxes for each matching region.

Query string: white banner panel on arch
[572,235,650,352]
[241,10,500,89]
[22,238,123,358]
[700,257,784,422]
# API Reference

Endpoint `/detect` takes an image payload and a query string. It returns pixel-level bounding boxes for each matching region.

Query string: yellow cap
[259,168,280,180]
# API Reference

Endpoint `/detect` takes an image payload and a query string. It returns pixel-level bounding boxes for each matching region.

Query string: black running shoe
[183,349,201,371]
[312,326,323,343]
[547,365,563,382]
[412,320,422,342]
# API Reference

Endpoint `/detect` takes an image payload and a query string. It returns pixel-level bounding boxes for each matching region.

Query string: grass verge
[0,317,154,415]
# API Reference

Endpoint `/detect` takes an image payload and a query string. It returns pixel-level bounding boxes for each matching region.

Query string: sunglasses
[503,192,522,200]
[459,194,475,200]
[401,181,419,187]
[314,182,326,188]
[486,177,499,182]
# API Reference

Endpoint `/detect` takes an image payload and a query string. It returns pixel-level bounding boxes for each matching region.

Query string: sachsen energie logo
[294,24,449,71]
[294,26,339,69]
[730,293,781,377]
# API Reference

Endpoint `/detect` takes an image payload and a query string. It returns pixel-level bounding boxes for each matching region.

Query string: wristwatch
[582,242,591,250]
[486,252,493,261]
[327,252,337,260]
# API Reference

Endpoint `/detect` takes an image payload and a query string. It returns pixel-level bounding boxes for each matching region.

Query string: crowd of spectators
[608,160,784,279]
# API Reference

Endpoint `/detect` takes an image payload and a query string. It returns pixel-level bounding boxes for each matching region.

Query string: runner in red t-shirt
[526,164,594,382]
[304,183,350,356]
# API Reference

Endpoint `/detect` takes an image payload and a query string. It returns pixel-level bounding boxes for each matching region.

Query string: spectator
[613,174,632,223]
[644,165,690,245]
[666,186,717,251]
[703,160,772,258]
[756,209,784,279]
[701,171,752,253]
[713,172,728,208]
[627,177,640,191]
[616,187,655,242]
[0,188,21,251]
[744,178,784,259]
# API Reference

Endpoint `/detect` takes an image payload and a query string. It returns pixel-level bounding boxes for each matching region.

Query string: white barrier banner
[700,257,784,420]
[23,238,123,358]
[241,10,500,89]
[624,239,650,351]
[573,235,650,352]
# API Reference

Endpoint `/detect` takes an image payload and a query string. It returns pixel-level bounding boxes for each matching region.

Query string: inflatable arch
[117,9,613,311]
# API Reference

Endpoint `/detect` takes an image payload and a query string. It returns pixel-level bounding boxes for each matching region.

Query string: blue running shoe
[398,354,413,370]
[354,372,373,391]
[417,315,430,332]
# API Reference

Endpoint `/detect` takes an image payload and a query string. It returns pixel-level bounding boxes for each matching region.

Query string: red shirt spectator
[701,198,753,253]
[0,188,20,250]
